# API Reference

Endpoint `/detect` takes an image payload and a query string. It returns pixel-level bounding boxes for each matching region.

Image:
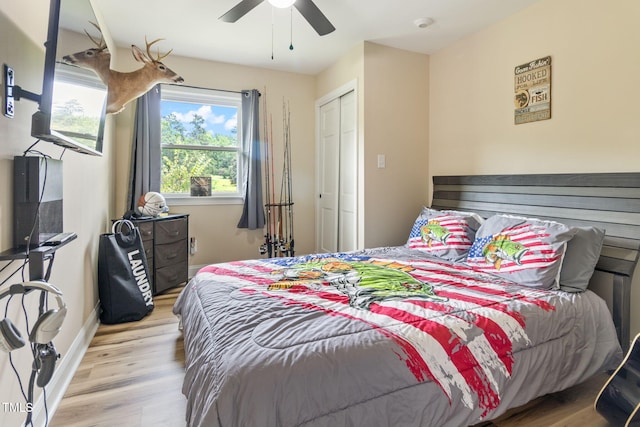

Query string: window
[160,84,243,204]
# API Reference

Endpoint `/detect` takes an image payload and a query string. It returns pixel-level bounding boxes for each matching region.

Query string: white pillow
[406,207,484,261]
[465,214,576,290]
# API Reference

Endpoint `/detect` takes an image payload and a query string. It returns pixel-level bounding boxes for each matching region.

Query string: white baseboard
[28,303,100,427]
[188,264,207,279]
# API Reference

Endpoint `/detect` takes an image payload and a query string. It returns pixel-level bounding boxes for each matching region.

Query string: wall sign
[514,56,551,124]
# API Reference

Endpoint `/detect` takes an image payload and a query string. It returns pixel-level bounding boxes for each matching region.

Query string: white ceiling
[84,0,542,75]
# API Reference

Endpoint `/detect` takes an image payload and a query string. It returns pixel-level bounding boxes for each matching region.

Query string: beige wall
[0,6,115,427]
[112,51,318,264]
[316,43,365,101]
[0,15,44,427]
[316,42,430,250]
[430,0,640,176]
[362,42,429,248]
[429,0,640,340]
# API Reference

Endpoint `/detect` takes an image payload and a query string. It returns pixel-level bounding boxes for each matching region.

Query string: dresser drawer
[117,214,188,295]
[156,218,188,244]
[155,261,188,294]
[137,221,154,242]
[155,240,188,267]
[146,256,154,287]
[140,240,154,261]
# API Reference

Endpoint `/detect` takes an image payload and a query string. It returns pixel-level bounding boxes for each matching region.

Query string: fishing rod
[269,113,277,255]
[281,100,294,257]
[276,99,294,257]
[261,98,295,258]
[286,101,294,257]
[260,88,274,258]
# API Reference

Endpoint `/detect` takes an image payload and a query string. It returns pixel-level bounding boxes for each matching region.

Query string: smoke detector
[414,17,434,29]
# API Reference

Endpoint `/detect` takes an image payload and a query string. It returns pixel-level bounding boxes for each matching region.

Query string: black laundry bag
[97,219,154,323]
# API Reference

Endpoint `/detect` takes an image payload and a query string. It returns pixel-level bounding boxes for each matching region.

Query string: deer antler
[145,37,173,62]
[84,21,107,51]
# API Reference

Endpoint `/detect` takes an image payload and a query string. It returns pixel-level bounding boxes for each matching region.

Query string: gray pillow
[465,214,576,290]
[406,207,484,261]
[559,226,605,292]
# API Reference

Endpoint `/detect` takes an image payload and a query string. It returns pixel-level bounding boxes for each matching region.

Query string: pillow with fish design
[465,214,576,290]
[406,207,484,261]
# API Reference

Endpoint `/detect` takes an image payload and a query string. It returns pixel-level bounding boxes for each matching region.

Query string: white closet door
[317,90,357,253]
[318,97,340,253]
[338,90,357,252]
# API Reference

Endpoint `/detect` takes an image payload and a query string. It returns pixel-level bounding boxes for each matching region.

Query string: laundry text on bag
[127,249,154,307]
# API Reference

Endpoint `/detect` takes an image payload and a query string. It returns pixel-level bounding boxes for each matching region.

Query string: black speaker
[13,156,63,248]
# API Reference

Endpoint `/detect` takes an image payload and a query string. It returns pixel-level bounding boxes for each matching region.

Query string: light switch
[377,154,386,169]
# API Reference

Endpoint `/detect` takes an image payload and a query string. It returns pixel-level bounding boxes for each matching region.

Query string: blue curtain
[127,85,161,213]
[237,89,265,229]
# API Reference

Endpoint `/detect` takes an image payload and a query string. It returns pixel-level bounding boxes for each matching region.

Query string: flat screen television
[31,0,108,156]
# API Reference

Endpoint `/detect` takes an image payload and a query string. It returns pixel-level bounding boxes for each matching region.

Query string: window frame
[159,84,244,206]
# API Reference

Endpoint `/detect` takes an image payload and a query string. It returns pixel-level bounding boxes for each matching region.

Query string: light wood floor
[50,286,614,427]
[50,287,187,427]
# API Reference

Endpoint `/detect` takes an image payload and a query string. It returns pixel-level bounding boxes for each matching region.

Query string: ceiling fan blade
[219,0,265,23]
[294,0,335,36]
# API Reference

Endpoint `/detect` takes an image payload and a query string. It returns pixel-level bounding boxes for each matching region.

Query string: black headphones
[0,281,67,352]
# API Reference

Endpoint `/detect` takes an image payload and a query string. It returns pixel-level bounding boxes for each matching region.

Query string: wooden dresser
[130,214,189,295]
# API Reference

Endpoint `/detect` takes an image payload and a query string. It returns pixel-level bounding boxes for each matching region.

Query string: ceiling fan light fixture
[268,0,296,8]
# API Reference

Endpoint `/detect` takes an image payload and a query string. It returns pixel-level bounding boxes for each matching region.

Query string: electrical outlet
[189,237,197,255]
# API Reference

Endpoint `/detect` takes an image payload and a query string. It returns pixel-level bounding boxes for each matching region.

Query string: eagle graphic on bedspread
[199,253,556,417]
[267,258,448,309]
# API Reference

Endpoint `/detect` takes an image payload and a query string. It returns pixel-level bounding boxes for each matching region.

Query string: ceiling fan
[220,0,336,36]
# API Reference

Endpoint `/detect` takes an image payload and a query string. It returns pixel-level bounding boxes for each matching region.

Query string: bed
[173,173,640,427]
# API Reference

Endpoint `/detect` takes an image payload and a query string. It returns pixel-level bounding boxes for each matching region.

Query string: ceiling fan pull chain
[289,6,294,51]
[271,6,275,60]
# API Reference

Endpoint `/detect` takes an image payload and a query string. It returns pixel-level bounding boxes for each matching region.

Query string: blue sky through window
[161,100,238,138]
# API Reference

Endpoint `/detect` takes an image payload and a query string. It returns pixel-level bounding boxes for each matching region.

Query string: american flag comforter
[173,246,622,427]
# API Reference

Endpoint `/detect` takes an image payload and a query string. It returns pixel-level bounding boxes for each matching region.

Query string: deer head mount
[63,24,184,114]
[108,38,184,114]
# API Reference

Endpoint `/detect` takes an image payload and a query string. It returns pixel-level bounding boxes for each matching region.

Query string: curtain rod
[161,83,260,96]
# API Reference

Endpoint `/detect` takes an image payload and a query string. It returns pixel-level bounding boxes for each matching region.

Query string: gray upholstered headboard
[431,173,640,350]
